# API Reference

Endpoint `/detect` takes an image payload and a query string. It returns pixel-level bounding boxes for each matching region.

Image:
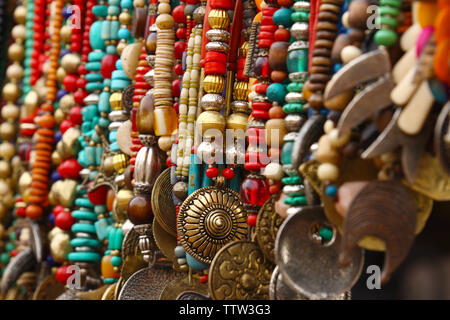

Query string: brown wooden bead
[318,11,339,23]
[316,21,339,32]
[347,0,370,29]
[271,70,287,82]
[316,30,337,41]
[312,56,332,66]
[312,47,332,57]
[269,41,290,71]
[269,106,285,119]
[319,3,341,14]
[310,65,331,74]
[331,34,351,63]
[127,195,154,225]
[314,39,334,49]
[309,92,324,109]
[309,73,331,83]
[348,28,365,43]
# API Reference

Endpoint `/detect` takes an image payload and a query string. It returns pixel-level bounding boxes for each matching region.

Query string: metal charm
[255,196,284,264]
[208,240,273,300]
[1,247,36,296]
[32,274,65,300]
[177,291,211,300]
[152,167,177,237]
[160,276,209,300]
[340,180,416,285]
[275,206,364,299]
[435,102,450,174]
[177,186,247,264]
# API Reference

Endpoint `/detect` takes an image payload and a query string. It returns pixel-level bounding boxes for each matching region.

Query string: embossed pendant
[160,276,209,300]
[152,167,177,237]
[177,186,248,264]
[208,240,273,300]
[275,206,364,299]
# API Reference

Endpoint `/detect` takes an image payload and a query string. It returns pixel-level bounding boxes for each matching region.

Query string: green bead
[291,11,309,22]
[9,232,15,241]
[377,16,398,28]
[287,82,303,93]
[0,252,10,264]
[104,278,118,284]
[5,242,16,252]
[70,238,101,248]
[379,0,403,8]
[281,141,294,165]
[72,210,97,221]
[287,49,308,73]
[282,176,302,185]
[319,227,333,241]
[72,223,96,234]
[110,255,122,267]
[379,6,400,16]
[374,29,398,47]
[86,82,104,92]
[283,196,307,205]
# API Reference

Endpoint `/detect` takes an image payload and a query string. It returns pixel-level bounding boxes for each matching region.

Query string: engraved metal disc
[121,84,134,113]
[177,291,211,300]
[118,267,183,300]
[177,186,248,264]
[275,206,364,299]
[153,218,179,269]
[209,240,273,300]
[255,196,284,264]
[269,266,352,300]
[160,276,209,300]
[152,167,177,237]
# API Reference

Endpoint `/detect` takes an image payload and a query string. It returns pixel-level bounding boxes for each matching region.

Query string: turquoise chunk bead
[118,28,131,40]
[88,51,106,62]
[75,198,94,208]
[266,83,287,103]
[287,82,303,92]
[120,0,133,9]
[287,49,308,73]
[110,142,120,152]
[68,252,101,262]
[273,8,293,27]
[281,141,294,165]
[86,73,104,82]
[72,210,97,221]
[86,82,104,92]
[71,223,96,234]
[186,253,209,270]
[112,70,129,80]
[70,238,101,248]
[95,217,114,241]
[111,255,122,267]
[94,205,107,214]
[90,21,106,50]
[111,79,130,91]
[93,5,108,17]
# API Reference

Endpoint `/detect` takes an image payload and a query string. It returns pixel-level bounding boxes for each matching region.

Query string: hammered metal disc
[270,266,352,300]
[177,291,211,300]
[209,240,273,300]
[32,274,65,300]
[152,168,177,237]
[118,267,183,300]
[256,196,284,264]
[152,218,179,269]
[275,206,364,299]
[160,276,209,300]
[121,84,134,113]
[177,186,247,264]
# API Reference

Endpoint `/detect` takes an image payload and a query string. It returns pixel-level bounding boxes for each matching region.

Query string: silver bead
[83,93,99,105]
[283,131,298,142]
[109,110,128,122]
[201,93,225,111]
[206,29,231,42]
[294,1,310,11]
[290,23,309,41]
[282,184,305,195]
[205,41,230,53]
[285,92,304,103]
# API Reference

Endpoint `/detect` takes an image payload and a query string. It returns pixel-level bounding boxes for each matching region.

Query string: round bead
[127,195,153,224]
[317,163,339,181]
[263,162,284,180]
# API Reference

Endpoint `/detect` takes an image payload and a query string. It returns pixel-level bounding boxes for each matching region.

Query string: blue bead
[54,131,62,144]
[48,213,55,226]
[325,184,338,196]
[186,253,209,270]
[118,28,131,40]
[110,142,120,152]
[266,83,287,103]
[62,6,72,19]
[59,49,71,58]
[115,59,122,70]
[57,89,68,100]
[51,170,61,182]
[120,0,133,9]
[333,63,342,73]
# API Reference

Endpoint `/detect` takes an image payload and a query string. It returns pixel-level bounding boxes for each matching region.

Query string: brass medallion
[152,168,177,237]
[118,267,183,300]
[160,276,209,300]
[177,186,247,264]
[32,274,65,300]
[177,291,210,300]
[255,196,284,264]
[208,240,273,300]
[406,152,450,201]
[153,218,179,269]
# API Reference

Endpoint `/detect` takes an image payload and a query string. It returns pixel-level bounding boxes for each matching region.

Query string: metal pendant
[152,218,179,269]
[208,240,274,300]
[0,247,36,296]
[177,291,211,300]
[32,274,65,300]
[270,266,351,300]
[275,206,364,299]
[152,167,177,237]
[340,180,416,285]
[101,283,118,300]
[177,186,247,264]
[255,196,284,264]
[160,276,209,300]
[434,102,450,174]
[118,267,183,300]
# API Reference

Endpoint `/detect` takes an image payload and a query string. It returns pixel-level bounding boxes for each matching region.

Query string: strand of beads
[0,1,26,221]
[29,0,47,86]
[24,0,64,220]
[241,4,278,228]
[374,0,403,47]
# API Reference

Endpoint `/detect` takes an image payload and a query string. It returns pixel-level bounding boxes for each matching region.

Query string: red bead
[240,177,270,206]
[174,41,186,60]
[53,205,65,217]
[174,63,183,75]
[172,78,181,98]
[274,28,291,42]
[55,210,75,231]
[254,56,271,78]
[76,77,87,89]
[88,183,108,205]
[252,101,272,111]
[206,167,219,178]
[173,101,179,114]
[258,39,274,48]
[255,83,269,94]
[101,54,119,79]
[247,214,258,226]
[166,157,175,167]
[172,5,186,24]
[211,0,234,9]
[63,74,79,92]
[58,159,82,179]
[176,27,187,39]
[222,168,235,180]
[259,31,275,40]
[261,15,274,26]
[56,265,75,284]
[269,182,280,194]
[69,106,83,125]
[74,90,88,105]
[15,207,26,217]
[78,64,87,75]
[260,25,278,32]
[59,119,74,134]
[205,51,227,64]
[199,274,208,283]
[262,7,278,15]
[10,249,18,257]
[251,110,270,119]
[205,62,226,75]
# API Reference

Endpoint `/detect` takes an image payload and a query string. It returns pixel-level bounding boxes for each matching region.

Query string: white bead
[263,162,284,180]
[317,163,339,181]
[341,45,362,64]
[328,129,351,148]
[323,119,335,134]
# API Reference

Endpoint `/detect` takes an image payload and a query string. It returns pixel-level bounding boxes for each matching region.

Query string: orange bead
[434,39,450,84]
[435,8,450,43]
[101,255,121,279]
[26,205,44,219]
[106,189,115,212]
[417,2,439,27]
[268,106,285,119]
[38,114,55,129]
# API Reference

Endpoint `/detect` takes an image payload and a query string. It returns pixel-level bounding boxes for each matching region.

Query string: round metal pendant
[275,206,364,299]
[152,168,177,237]
[121,84,134,113]
[153,218,179,269]
[118,267,183,300]
[177,291,211,300]
[208,240,273,300]
[177,186,247,264]
[160,276,209,300]
[256,196,284,264]
[32,274,65,300]
[270,266,352,300]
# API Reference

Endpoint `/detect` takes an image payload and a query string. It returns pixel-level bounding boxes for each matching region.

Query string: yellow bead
[2,83,20,101]
[14,6,27,24]
[203,75,226,93]
[226,112,248,131]
[1,104,19,121]
[196,111,226,137]
[109,92,123,110]
[119,12,131,24]
[61,53,81,73]
[208,9,230,29]
[156,13,175,29]
[0,122,16,141]
[0,160,11,179]
[8,43,24,61]
[233,81,249,101]
[60,25,72,43]
[6,63,24,81]
[154,107,177,136]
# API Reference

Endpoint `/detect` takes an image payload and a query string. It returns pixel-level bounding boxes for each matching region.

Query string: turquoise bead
[108,6,120,15]
[113,228,124,250]
[71,223,96,234]
[78,151,86,167]
[110,21,120,40]
[109,130,117,142]
[85,146,96,166]
[86,82,104,92]
[118,28,131,40]
[93,5,108,17]
[111,79,130,91]
[111,255,122,267]
[0,252,10,264]
[188,158,201,195]
[325,185,337,196]
[81,122,91,134]
[96,146,103,165]
[104,278,117,284]
[99,92,111,112]
[186,253,209,270]
[287,82,303,93]
[72,210,97,221]
[319,227,333,242]
[70,238,101,248]
[110,142,120,152]
[273,8,293,27]
[90,21,106,50]
[120,0,133,9]
[115,59,122,70]
[5,242,15,252]
[88,51,106,62]
[95,217,114,241]
[94,205,107,214]
[86,73,103,82]
[106,45,117,55]
[287,49,308,73]
[68,252,101,263]
[266,83,287,103]
[112,70,129,80]
[101,20,111,40]
[281,141,294,165]
[82,105,97,121]
[86,62,101,71]
[75,198,94,208]
[110,0,120,5]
